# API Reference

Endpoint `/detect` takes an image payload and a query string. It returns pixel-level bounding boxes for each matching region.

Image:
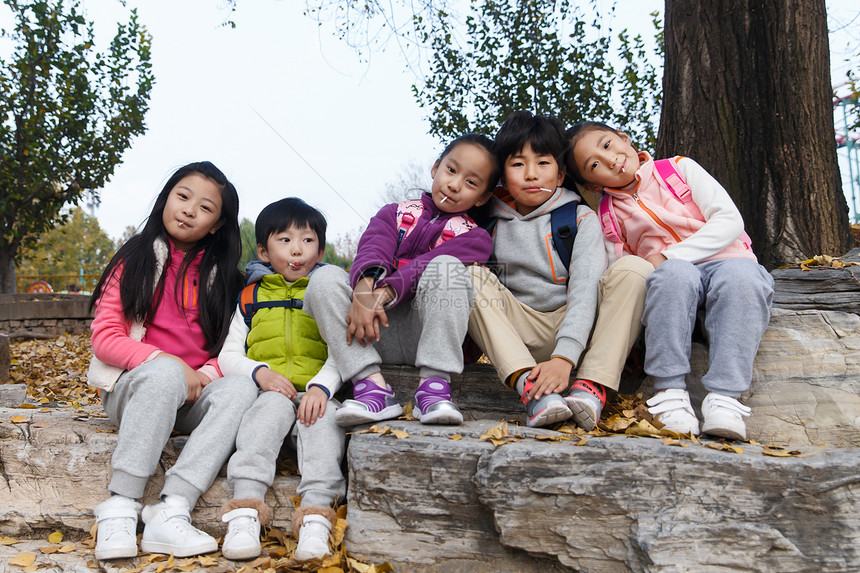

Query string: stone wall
[0,293,92,337]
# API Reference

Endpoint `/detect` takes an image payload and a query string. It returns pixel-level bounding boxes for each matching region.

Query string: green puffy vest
[243,274,327,390]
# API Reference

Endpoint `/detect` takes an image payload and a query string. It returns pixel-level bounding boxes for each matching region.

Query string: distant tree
[17,206,115,290]
[117,225,137,247]
[302,0,662,148]
[377,159,429,207]
[238,217,257,271]
[0,0,154,292]
[322,242,352,269]
[331,227,363,261]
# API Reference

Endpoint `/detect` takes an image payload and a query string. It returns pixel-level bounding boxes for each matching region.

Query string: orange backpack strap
[239,283,259,330]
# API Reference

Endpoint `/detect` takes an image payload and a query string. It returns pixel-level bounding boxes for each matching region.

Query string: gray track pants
[642,258,774,397]
[226,390,346,508]
[102,357,259,509]
[304,256,474,386]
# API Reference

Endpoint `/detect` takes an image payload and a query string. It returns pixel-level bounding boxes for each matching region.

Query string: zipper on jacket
[631,191,682,243]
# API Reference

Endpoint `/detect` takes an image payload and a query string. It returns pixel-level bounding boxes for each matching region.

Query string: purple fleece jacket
[350,192,492,307]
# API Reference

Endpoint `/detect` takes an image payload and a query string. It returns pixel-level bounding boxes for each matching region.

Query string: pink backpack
[393,200,477,268]
[597,158,752,258]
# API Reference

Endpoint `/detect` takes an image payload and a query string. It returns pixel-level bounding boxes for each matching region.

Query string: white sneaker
[94,495,141,560]
[140,496,218,557]
[701,393,751,440]
[646,389,700,435]
[221,507,261,560]
[294,514,332,561]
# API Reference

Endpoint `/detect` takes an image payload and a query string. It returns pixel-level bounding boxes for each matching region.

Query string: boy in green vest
[217,198,345,562]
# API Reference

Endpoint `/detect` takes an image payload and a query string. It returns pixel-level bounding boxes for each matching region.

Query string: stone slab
[346,419,860,573]
[0,407,299,537]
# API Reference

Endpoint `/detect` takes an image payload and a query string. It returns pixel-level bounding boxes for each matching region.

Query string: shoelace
[102,517,135,540]
[227,516,258,538]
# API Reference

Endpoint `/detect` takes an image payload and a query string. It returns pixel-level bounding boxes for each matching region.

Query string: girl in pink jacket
[88,162,257,560]
[567,122,773,441]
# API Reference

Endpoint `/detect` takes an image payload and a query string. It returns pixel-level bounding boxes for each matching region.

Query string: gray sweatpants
[642,258,774,397]
[226,390,346,508]
[101,357,259,509]
[304,256,474,385]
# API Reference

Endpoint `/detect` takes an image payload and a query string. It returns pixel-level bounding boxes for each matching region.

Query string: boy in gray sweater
[467,111,606,428]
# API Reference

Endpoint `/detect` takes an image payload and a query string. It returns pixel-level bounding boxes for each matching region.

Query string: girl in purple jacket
[304,134,500,425]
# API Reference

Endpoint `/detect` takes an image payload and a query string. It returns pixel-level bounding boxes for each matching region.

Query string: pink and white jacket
[603,152,757,264]
[87,238,220,392]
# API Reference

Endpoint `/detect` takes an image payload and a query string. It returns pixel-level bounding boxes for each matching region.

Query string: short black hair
[495,110,567,174]
[255,197,326,251]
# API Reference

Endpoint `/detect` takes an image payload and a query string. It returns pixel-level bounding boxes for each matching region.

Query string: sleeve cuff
[306,383,330,398]
[251,365,265,388]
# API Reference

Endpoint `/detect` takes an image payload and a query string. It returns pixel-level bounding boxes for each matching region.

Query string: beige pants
[467,256,652,390]
[576,256,653,390]
[467,266,567,385]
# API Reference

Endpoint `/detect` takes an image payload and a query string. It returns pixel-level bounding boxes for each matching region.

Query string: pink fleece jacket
[89,242,219,387]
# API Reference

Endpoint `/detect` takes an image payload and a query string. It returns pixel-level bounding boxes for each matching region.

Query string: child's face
[572,129,639,191]
[430,142,494,214]
[502,142,565,216]
[258,224,324,283]
[162,173,224,252]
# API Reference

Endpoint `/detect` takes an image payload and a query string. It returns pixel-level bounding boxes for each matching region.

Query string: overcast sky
[4,1,860,242]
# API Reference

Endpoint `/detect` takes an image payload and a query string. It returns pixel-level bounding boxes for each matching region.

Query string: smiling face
[161,173,224,252]
[572,128,640,191]
[502,142,566,215]
[430,142,495,214]
[258,223,324,283]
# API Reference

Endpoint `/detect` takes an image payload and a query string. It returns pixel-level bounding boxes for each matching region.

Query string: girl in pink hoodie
[567,122,773,442]
[87,162,257,561]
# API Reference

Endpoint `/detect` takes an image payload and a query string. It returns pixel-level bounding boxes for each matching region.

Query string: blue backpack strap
[550,200,579,272]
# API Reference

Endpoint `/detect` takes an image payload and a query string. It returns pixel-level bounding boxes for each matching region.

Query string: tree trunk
[0,245,18,294]
[656,0,851,269]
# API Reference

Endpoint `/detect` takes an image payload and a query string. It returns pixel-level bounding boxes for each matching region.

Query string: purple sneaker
[413,378,463,425]
[335,379,403,427]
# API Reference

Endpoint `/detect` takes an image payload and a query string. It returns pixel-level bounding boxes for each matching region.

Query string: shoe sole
[660,423,701,436]
[702,423,745,441]
[140,540,218,558]
[418,409,464,425]
[335,404,403,427]
[527,402,572,427]
[94,546,138,560]
[222,545,262,560]
[565,397,598,431]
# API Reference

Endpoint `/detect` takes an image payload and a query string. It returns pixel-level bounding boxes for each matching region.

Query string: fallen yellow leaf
[0,536,20,546]
[10,416,29,423]
[48,531,63,544]
[391,429,409,439]
[38,545,60,554]
[57,545,76,553]
[448,434,462,440]
[9,552,36,567]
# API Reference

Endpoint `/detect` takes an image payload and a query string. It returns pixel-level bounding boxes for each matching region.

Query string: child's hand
[297,386,328,426]
[157,352,205,404]
[645,253,667,269]
[347,279,393,346]
[255,367,298,398]
[527,357,574,399]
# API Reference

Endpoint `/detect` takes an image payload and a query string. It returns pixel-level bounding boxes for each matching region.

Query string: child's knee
[208,374,259,410]
[648,258,698,287]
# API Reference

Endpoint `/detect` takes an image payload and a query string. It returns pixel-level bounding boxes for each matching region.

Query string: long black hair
[91,161,243,355]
